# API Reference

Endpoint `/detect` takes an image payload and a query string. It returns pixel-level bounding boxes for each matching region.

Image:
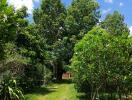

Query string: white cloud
[129,26,132,36]
[104,0,113,3]
[102,8,112,14]
[119,2,124,6]
[7,0,39,14]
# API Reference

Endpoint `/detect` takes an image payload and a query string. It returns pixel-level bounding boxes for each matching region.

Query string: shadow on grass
[54,79,73,84]
[26,86,56,95]
[25,80,72,95]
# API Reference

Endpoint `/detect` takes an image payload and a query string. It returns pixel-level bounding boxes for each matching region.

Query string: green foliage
[0,77,24,100]
[62,0,100,65]
[0,0,47,93]
[101,11,129,37]
[71,26,132,99]
[33,0,68,81]
[15,24,47,91]
[0,0,132,99]
[32,0,101,81]
[65,0,100,38]
[19,65,44,92]
[0,0,16,60]
[33,0,66,44]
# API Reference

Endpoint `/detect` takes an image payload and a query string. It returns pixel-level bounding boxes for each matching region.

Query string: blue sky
[7,0,132,34]
[97,0,132,27]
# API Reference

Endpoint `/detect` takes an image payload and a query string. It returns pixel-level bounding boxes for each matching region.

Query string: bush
[18,64,52,92]
[71,26,132,99]
[0,77,24,100]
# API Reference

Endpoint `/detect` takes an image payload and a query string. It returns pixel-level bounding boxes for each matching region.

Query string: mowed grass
[25,80,78,100]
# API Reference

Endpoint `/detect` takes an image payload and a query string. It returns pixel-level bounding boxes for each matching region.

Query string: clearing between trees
[25,80,79,100]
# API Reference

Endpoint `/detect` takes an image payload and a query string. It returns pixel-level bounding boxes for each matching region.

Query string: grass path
[25,81,78,100]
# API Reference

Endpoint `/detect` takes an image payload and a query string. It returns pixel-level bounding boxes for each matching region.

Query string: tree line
[0,0,132,100]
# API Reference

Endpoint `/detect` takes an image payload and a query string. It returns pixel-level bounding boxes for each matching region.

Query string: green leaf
[1,0,7,6]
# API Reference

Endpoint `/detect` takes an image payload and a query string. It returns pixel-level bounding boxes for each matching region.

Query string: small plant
[0,77,25,100]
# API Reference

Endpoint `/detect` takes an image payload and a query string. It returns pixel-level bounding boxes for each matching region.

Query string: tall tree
[65,0,100,38]
[0,0,17,60]
[33,0,67,81]
[0,1,26,74]
[101,11,129,37]
[63,0,100,65]
[33,0,100,80]
[15,10,48,90]
[33,0,66,45]
[0,1,29,98]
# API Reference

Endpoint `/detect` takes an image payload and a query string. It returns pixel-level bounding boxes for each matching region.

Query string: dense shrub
[71,26,132,99]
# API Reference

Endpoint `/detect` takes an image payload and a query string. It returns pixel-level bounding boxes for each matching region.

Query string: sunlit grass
[25,81,78,100]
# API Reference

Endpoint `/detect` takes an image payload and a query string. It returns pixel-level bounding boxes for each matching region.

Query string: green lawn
[25,80,79,100]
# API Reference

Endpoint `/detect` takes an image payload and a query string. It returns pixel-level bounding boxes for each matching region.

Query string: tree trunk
[53,59,64,81]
